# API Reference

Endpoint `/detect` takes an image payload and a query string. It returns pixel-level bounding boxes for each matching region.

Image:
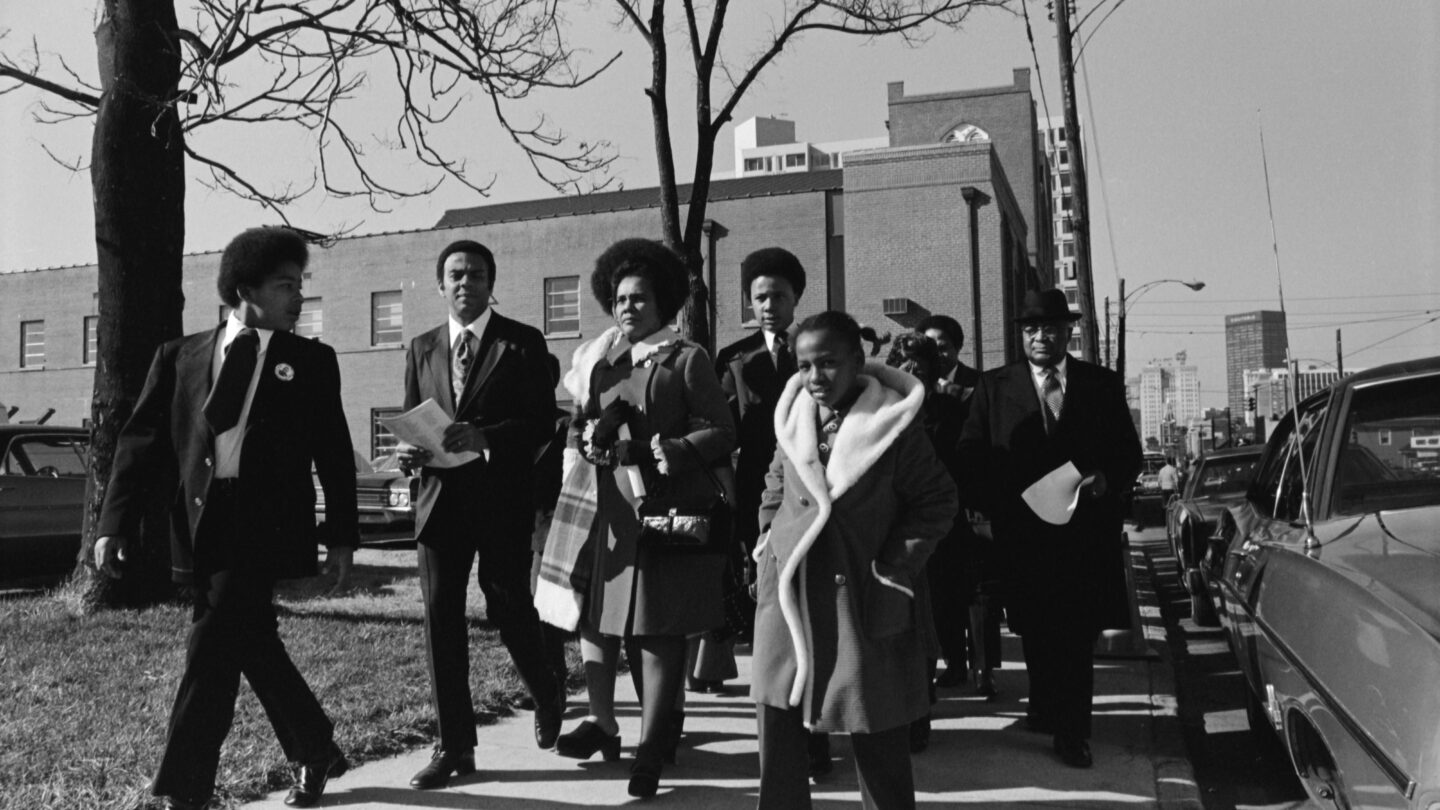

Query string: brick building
[1,72,1053,458]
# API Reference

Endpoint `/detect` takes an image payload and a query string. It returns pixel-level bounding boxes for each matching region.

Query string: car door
[0,432,90,584]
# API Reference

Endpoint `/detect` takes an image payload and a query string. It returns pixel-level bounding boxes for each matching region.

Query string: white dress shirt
[212,316,276,478]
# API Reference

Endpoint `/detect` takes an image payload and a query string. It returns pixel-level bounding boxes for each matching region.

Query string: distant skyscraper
[1135,352,1201,445]
[1041,115,1083,356]
[1226,310,1288,415]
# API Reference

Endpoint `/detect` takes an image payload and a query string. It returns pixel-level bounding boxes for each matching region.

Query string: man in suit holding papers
[957,289,1141,768]
[396,239,564,788]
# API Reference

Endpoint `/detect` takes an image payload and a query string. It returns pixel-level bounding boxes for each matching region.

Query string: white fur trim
[752,531,770,561]
[871,560,915,598]
[767,361,924,707]
[564,326,623,405]
[534,576,583,632]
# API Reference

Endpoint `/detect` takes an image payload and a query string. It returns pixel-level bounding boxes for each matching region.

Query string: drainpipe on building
[961,187,990,371]
[701,219,727,357]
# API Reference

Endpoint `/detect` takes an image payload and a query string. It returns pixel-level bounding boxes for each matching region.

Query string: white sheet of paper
[379,398,481,469]
[1021,461,1095,526]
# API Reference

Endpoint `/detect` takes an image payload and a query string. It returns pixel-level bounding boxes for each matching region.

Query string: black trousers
[420,529,560,751]
[1021,625,1098,739]
[756,704,914,810]
[153,484,333,800]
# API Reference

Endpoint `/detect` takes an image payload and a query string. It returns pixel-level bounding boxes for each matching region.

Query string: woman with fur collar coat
[751,312,957,810]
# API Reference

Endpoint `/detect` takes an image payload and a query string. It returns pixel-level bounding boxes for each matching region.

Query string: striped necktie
[1042,365,1063,430]
[453,330,477,405]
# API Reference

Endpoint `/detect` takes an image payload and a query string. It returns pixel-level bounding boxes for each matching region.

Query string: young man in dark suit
[395,240,564,789]
[957,288,1142,769]
[94,226,359,810]
[714,247,834,775]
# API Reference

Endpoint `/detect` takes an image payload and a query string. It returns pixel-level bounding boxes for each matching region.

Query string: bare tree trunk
[73,0,187,610]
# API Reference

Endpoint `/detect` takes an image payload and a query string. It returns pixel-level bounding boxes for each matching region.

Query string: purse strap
[678,437,729,506]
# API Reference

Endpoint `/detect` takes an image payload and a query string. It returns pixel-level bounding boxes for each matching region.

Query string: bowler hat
[1016,289,1082,324]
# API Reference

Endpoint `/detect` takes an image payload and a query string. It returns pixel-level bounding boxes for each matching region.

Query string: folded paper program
[1021,461,1096,526]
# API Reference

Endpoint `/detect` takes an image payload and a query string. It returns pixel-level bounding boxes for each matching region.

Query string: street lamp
[1114,278,1205,379]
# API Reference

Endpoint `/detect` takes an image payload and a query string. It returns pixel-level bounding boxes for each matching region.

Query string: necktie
[1042,366,1063,430]
[452,330,477,405]
[771,332,791,378]
[204,328,259,433]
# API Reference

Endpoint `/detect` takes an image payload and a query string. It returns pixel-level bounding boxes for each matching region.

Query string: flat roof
[435,169,843,228]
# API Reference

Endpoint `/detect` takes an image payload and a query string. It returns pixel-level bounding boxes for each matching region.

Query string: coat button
[834,574,846,585]
[204,457,213,467]
[193,497,203,507]
[799,497,810,507]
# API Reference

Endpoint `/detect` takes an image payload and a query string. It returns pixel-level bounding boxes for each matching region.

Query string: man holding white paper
[395,239,564,789]
[957,289,1142,769]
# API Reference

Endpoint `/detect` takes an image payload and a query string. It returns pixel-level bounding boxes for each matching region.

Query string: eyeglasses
[1021,324,1070,337]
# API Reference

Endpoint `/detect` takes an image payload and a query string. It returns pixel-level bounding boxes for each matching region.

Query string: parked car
[314,451,418,534]
[1130,451,1169,528]
[1213,355,1440,809]
[0,425,91,587]
[1164,444,1263,625]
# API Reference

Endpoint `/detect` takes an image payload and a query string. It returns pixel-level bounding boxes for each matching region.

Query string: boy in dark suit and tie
[958,288,1142,768]
[95,226,359,810]
[395,240,563,789]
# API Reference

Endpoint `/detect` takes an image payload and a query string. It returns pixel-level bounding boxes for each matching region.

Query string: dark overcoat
[98,327,359,583]
[577,338,736,636]
[751,364,957,733]
[717,330,789,550]
[956,357,1142,635]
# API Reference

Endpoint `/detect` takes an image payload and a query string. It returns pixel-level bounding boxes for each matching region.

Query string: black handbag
[636,438,733,553]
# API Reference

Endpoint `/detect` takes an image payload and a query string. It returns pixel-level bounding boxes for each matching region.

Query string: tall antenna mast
[1258,109,1313,535]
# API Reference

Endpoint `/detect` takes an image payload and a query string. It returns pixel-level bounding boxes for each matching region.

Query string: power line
[1078,51,1119,290]
[1344,313,1440,359]
[1140,292,1440,305]
[1020,0,1055,132]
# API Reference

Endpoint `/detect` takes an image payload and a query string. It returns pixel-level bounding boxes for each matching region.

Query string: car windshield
[1139,455,1167,476]
[1333,373,1440,515]
[1193,457,1259,497]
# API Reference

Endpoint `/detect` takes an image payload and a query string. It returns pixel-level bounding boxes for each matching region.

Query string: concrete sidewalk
[247,535,1201,808]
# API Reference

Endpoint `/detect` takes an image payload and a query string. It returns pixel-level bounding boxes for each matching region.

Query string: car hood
[1326,505,1440,642]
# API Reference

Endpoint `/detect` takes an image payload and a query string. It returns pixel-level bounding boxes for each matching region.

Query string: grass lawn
[0,546,577,810]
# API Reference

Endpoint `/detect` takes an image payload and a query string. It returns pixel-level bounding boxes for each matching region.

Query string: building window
[1059,149,1069,166]
[785,153,806,168]
[296,297,323,340]
[743,157,764,172]
[371,291,403,346]
[371,408,402,458]
[1063,262,1077,281]
[83,316,99,365]
[20,320,44,368]
[1062,242,1076,259]
[1064,288,1078,305]
[813,152,831,169]
[1060,171,1071,191]
[1378,428,1392,446]
[1055,126,1066,143]
[543,276,581,335]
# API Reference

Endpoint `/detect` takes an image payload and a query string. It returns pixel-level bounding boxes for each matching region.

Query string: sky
[2,1,1438,409]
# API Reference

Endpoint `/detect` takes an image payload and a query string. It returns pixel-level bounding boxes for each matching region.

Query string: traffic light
[1247,396,1256,412]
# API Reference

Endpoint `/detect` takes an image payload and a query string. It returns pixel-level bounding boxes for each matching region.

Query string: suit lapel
[180,328,221,437]
[457,315,509,415]
[419,327,454,416]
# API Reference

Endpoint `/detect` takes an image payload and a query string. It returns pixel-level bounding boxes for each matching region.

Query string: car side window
[1249,416,1294,519]
[1271,398,1330,523]
[6,436,89,478]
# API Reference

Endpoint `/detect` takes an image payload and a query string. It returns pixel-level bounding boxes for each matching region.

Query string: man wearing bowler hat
[957,289,1141,768]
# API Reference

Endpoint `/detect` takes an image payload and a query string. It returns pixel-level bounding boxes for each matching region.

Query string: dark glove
[590,399,635,451]
[612,439,650,467]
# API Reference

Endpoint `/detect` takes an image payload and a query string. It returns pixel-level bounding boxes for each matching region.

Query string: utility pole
[1053,0,1100,363]
[1104,296,1111,368]
[1336,328,1344,376]
[1116,278,1127,378]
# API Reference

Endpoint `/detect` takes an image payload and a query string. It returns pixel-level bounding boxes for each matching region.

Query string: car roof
[1334,354,1440,390]
[0,424,88,436]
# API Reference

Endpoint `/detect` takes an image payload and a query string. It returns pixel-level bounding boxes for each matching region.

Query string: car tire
[1185,569,1220,627]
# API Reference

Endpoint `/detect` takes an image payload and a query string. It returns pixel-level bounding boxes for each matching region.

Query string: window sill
[545,332,582,341]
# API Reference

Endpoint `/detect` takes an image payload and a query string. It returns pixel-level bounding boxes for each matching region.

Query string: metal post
[962,187,988,370]
[1116,278,1127,379]
[1336,328,1344,377]
[1104,296,1112,368]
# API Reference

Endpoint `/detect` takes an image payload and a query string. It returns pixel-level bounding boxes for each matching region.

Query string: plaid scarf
[534,448,597,631]
[533,327,623,631]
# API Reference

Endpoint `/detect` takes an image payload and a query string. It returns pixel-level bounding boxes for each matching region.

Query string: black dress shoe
[933,667,966,688]
[285,745,349,807]
[555,720,621,760]
[161,796,209,810]
[628,742,663,799]
[976,669,999,699]
[807,732,833,777]
[909,714,931,754]
[535,690,566,749]
[409,748,476,789]
[1053,734,1093,768]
